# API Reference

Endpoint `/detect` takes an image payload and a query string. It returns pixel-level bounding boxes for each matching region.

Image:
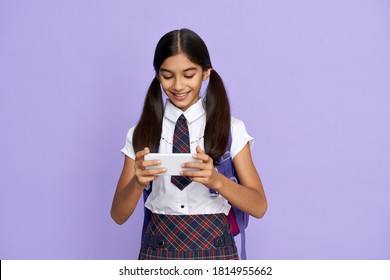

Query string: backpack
[141,132,250,259]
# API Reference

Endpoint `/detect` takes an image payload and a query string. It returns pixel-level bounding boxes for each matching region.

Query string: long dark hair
[133,28,231,163]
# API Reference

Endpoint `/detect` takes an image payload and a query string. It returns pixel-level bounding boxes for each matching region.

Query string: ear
[202,68,212,81]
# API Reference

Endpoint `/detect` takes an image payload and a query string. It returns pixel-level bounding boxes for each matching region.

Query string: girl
[111,28,267,260]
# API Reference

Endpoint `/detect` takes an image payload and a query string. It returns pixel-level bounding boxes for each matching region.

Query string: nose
[172,77,185,92]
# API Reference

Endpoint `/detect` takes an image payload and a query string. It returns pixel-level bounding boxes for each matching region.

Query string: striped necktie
[171,114,192,190]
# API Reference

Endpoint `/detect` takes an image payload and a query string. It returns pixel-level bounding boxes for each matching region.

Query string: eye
[162,76,173,80]
[184,75,195,79]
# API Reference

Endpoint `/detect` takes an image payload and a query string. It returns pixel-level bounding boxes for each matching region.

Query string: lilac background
[1,0,389,260]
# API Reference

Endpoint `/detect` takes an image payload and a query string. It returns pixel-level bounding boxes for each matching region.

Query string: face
[157,53,211,111]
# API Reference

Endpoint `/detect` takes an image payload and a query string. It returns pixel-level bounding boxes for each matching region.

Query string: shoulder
[230,117,251,138]
[231,117,246,131]
[230,117,255,159]
[126,126,136,138]
[120,126,136,159]
[123,126,136,144]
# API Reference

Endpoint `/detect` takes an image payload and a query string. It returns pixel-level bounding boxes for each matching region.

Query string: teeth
[174,92,187,97]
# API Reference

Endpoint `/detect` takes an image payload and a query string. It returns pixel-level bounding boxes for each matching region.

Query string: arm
[110,148,166,224]
[182,144,267,218]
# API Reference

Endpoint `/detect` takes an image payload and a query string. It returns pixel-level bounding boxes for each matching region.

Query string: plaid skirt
[139,213,239,260]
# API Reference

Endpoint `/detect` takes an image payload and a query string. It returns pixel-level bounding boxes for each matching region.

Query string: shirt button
[181,205,185,208]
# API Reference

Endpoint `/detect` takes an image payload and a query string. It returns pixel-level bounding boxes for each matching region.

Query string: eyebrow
[159,67,198,73]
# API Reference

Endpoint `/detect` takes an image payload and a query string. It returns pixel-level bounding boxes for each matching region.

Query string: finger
[135,147,150,161]
[142,159,162,168]
[193,154,213,165]
[138,167,167,177]
[181,169,210,178]
[194,146,214,163]
[143,167,167,175]
[182,161,209,170]
[196,146,205,154]
[188,177,207,185]
[137,175,158,186]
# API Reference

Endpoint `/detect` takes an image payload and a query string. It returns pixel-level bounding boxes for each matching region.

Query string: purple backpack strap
[233,206,248,260]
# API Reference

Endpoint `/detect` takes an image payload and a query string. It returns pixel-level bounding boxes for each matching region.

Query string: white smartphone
[144,153,201,176]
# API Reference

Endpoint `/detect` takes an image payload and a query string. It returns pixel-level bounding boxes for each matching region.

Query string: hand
[134,147,166,186]
[181,146,223,189]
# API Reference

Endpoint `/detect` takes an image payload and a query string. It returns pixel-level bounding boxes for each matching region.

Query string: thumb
[196,146,205,154]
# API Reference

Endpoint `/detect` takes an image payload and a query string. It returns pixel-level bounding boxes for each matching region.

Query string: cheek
[192,80,203,89]
[188,76,202,86]
[159,81,171,91]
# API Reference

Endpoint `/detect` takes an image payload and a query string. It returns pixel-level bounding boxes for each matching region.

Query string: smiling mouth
[172,91,190,97]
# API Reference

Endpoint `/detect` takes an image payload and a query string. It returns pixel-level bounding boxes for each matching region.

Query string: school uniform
[121,98,254,260]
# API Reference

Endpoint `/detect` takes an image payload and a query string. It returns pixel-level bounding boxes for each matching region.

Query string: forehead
[160,53,201,71]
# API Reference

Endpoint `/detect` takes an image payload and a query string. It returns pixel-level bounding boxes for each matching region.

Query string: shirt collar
[165,98,205,124]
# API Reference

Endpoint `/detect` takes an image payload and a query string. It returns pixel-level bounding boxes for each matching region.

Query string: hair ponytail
[204,70,231,163]
[132,77,164,153]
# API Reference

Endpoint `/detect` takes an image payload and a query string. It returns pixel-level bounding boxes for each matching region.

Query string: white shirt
[121,98,254,215]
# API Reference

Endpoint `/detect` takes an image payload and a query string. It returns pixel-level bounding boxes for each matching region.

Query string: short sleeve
[120,126,136,159]
[230,117,254,159]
